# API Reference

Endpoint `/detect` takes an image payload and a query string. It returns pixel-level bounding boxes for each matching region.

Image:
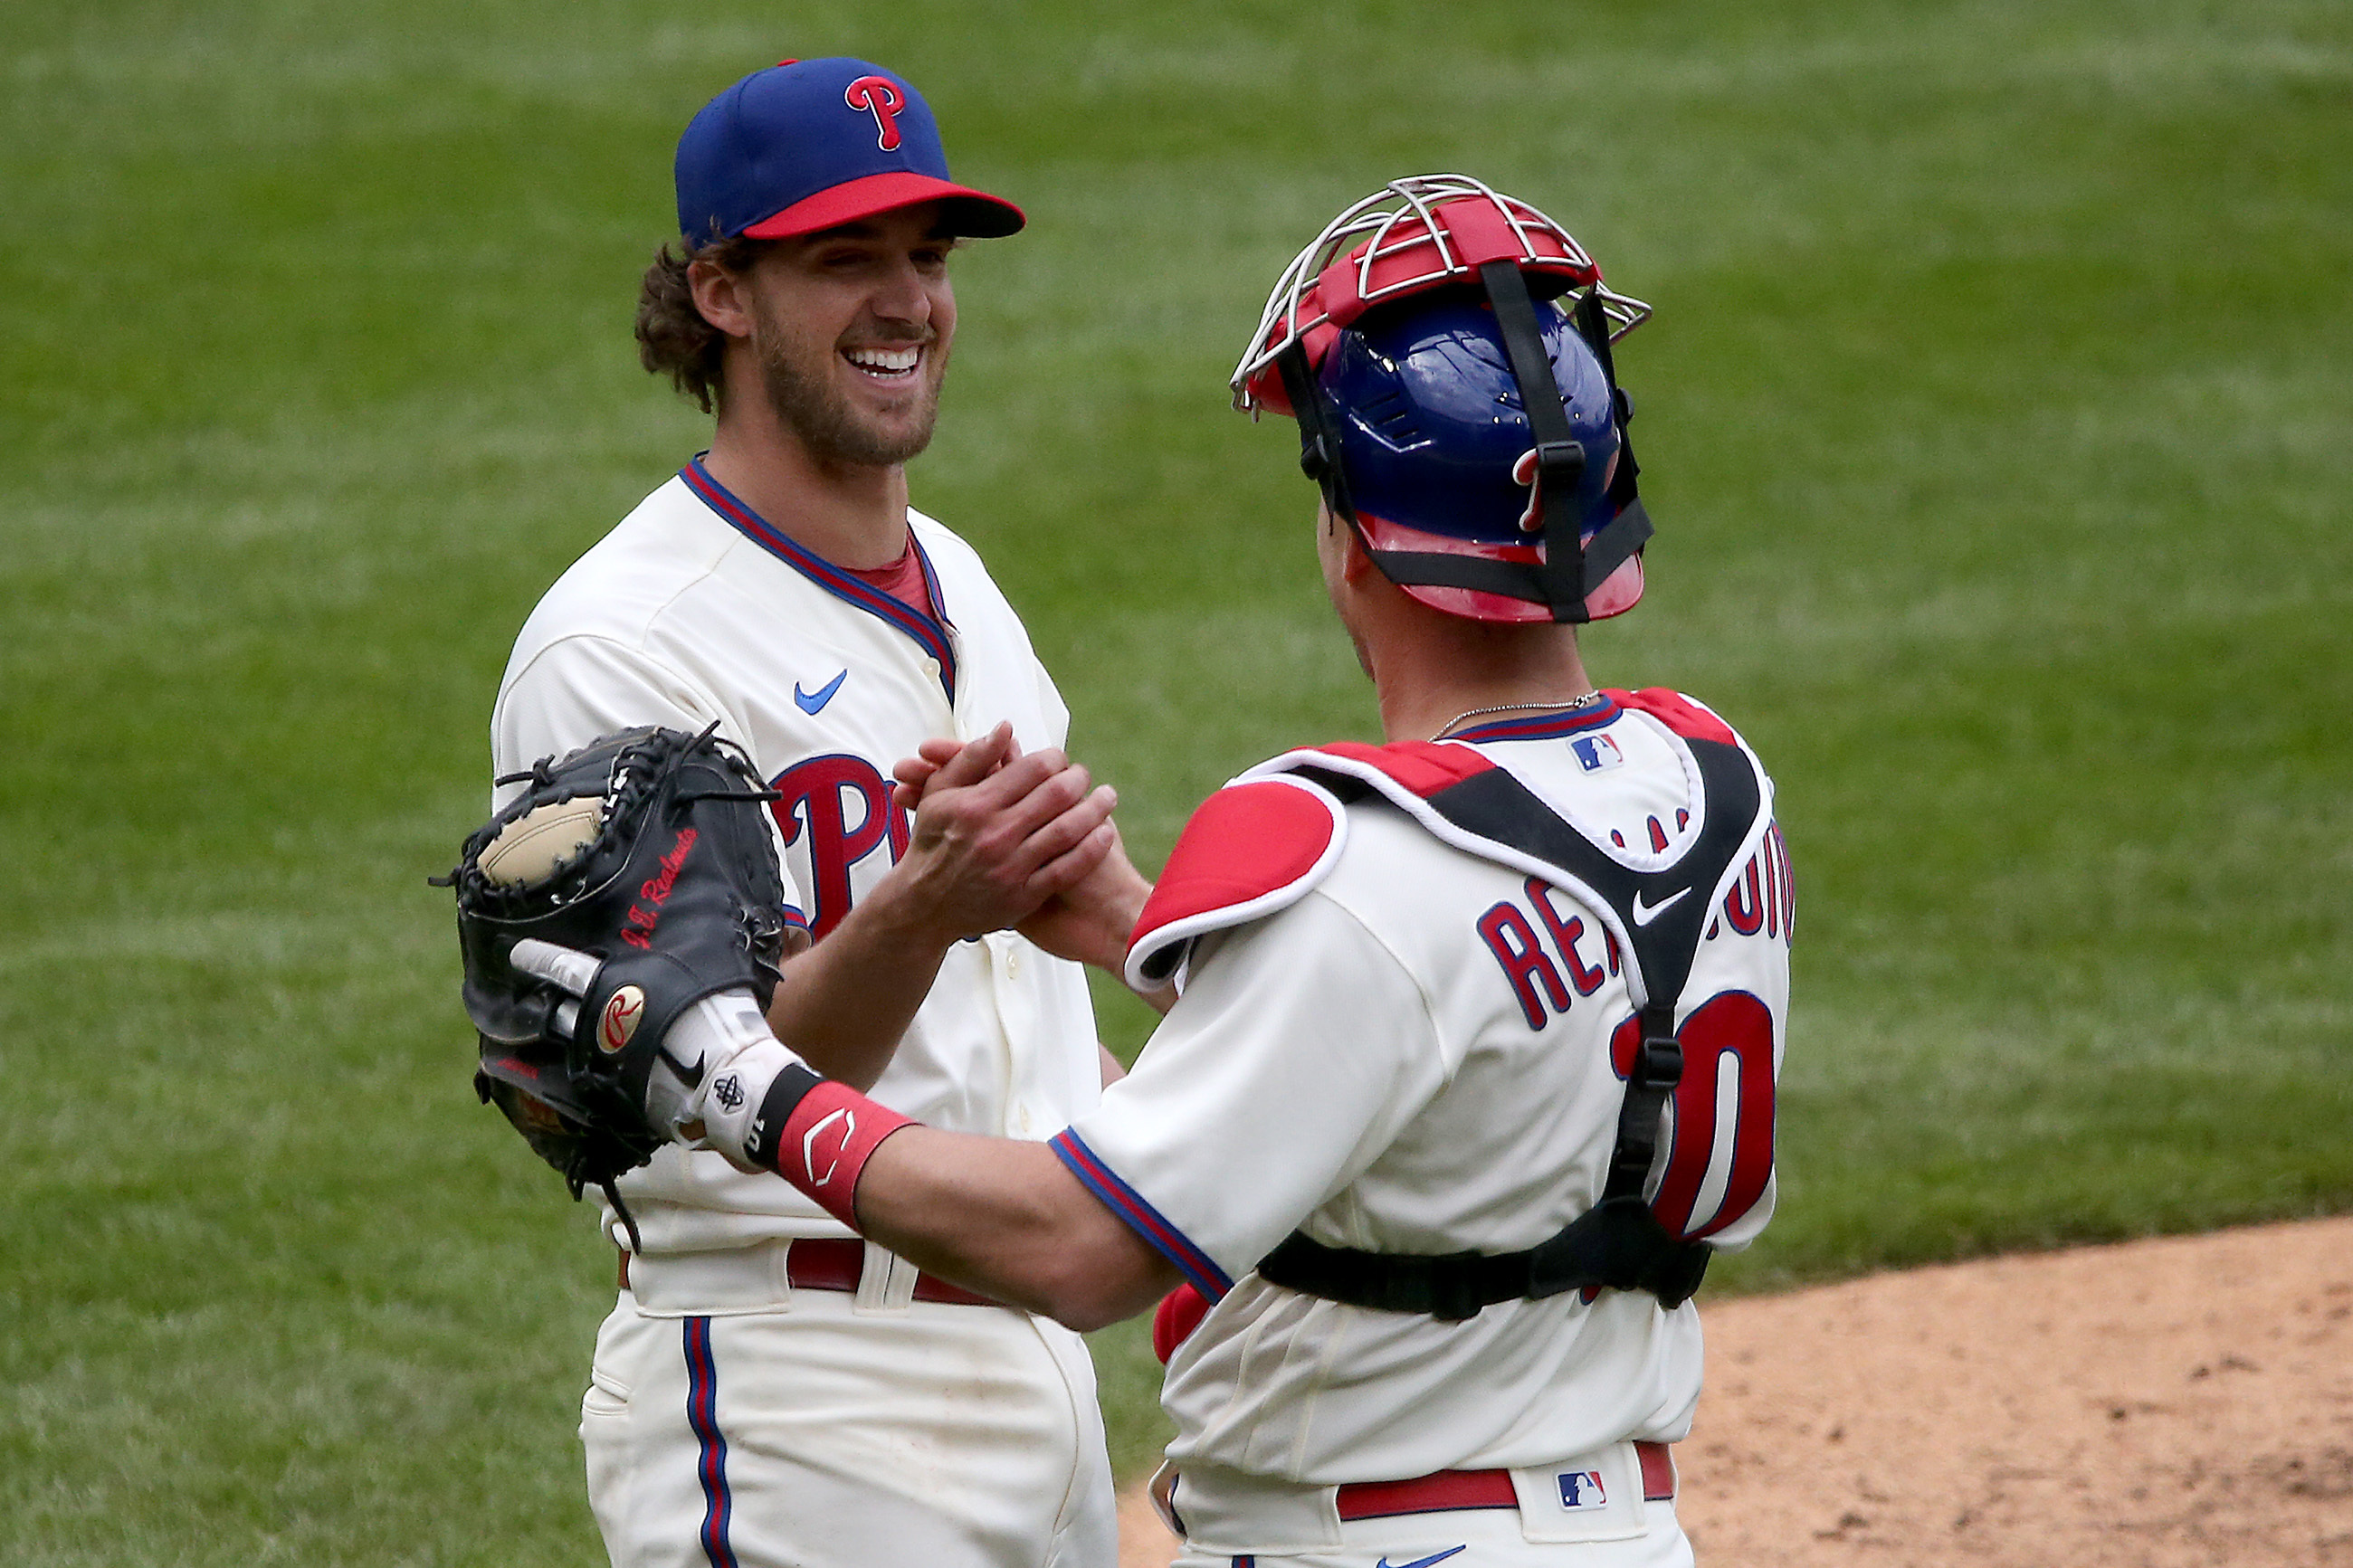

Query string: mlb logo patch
[1570,735,1624,774]
[1558,1470,1609,1509]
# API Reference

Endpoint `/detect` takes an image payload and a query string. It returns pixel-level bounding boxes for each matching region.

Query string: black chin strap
[1575,290,1651,561]
[1276,340,1350,520]
[1282,268,1653,623]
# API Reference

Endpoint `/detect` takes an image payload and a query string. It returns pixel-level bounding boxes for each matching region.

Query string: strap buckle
[1300,431,1334,482]
[1632,1030,1682,1093]
[1532,438,1586,480]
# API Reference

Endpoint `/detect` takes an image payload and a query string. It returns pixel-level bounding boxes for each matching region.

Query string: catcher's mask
[1231,175,1655,624]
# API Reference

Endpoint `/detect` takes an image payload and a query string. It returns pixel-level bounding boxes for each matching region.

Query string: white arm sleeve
[1054,891,1447,1292]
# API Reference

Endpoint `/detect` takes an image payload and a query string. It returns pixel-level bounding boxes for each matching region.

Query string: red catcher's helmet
[1232,176,1656,624]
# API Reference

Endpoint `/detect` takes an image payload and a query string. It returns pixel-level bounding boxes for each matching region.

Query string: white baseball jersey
[1055,691,1790,1497]
[492,458,1109,1253]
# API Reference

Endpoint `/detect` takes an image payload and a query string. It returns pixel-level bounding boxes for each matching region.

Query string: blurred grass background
[2,0,2347,1560]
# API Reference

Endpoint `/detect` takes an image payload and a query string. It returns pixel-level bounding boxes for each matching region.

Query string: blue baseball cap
[674,58,1025,248]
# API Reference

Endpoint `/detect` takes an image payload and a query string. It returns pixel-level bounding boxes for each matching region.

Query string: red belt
[618,1239,998,1307]
[1334,1441,1676,1521]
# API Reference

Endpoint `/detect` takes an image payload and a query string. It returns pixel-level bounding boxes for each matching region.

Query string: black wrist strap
[741,1061,825,1172]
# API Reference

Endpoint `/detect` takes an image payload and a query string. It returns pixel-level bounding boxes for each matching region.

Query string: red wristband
[755,1071,916,1227]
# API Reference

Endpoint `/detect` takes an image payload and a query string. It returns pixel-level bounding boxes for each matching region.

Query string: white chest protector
[1124,690,1774,1316]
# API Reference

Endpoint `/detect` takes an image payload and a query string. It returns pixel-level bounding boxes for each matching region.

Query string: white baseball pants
[581,1264,1115,1568]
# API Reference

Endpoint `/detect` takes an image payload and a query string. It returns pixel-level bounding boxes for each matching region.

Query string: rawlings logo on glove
[597,987,647,1053]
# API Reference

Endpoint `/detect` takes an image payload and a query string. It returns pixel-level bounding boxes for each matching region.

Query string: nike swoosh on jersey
[1631,886,1692,926]
[794,670,850,715]
[1376,1548,1467,1568]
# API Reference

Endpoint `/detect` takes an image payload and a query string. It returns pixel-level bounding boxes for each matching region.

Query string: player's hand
[510,938,801,1159]
[881,723,1119,944]
[900,734,1159,991]
[890,734,976,813]
[1016,820,1159,989]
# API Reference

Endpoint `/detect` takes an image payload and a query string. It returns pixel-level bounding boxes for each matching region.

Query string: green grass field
[4,1,2348,1560]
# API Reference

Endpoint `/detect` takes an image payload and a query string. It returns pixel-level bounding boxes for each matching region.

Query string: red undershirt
[842,538,938,618]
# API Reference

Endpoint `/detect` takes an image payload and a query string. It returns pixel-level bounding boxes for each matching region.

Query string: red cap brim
[741,170,1025,240]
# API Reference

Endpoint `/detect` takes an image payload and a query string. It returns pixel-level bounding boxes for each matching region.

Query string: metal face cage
[1230,174,1653,417]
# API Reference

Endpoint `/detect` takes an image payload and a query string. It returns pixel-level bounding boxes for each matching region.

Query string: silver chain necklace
[1434,689,1604,739]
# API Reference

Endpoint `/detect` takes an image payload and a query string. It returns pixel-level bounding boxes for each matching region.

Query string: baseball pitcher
[481,57,1156,1568]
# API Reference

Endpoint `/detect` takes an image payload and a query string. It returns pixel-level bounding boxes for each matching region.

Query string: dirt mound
[1119,1217,2353,1565]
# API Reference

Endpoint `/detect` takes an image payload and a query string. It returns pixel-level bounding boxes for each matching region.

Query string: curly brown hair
[634,235,771,414]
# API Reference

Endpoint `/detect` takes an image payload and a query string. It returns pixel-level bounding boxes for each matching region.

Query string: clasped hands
[886,721,1151,974]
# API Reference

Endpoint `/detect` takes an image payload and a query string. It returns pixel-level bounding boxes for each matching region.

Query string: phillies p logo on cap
[672,57,1024,246]
[844,74,905,150]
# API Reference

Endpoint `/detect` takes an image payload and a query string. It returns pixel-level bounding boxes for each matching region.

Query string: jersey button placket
[982,932,1033,1111]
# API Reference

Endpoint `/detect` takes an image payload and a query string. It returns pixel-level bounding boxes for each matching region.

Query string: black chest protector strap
[1255,735,1765,1318]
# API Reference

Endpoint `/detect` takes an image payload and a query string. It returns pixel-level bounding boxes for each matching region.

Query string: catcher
[462,177,1793,1568]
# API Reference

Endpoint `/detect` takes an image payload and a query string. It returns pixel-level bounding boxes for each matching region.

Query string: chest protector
[1129,691,1771,1318]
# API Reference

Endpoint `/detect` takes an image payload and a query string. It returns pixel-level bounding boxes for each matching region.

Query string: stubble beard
[751,305,947,470]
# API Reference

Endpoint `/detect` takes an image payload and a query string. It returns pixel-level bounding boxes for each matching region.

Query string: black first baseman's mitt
[437,725,791,1242]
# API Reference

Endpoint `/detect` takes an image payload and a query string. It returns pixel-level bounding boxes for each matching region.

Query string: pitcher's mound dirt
[1118,1216,2353,1566]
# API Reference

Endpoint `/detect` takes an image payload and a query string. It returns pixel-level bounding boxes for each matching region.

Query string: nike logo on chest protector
[1630,885,1691,926]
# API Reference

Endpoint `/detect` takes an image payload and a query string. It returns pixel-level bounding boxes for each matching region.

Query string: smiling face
[736,203,958,469]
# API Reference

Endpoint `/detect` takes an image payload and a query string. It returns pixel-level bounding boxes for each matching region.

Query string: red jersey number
[1611,991,1777,1240]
